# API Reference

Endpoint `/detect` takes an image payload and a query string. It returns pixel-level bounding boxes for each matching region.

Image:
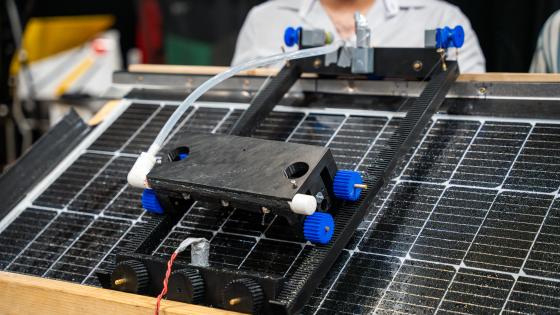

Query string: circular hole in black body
[284,162,309,179]
[168,146,190,162]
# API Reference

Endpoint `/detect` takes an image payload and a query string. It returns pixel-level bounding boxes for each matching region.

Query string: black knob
[110,260,149,294]
[167,268,205,304]
[222,278,264,314]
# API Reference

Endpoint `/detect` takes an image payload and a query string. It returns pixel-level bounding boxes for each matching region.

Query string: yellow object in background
[10,15,114,74]
[55,56,95,96]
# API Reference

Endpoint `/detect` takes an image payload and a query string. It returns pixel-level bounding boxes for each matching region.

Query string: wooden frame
[128,64,560,82]
[0,272,241,315]
[6,65,560,314]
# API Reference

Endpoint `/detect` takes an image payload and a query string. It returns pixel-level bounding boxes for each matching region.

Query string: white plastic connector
[127,151,157,188]
[288,194,317,216]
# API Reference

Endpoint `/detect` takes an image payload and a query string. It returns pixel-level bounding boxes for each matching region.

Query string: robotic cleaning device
[143,133,366,244]
[100,13,464,315]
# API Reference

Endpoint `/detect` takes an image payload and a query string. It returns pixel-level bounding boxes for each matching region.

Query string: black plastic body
[149,133,338,224]
[99,47,459,315]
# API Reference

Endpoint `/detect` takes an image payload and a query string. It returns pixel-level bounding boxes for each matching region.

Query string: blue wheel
[142,188,164,214]
[284,26,301,47]
[303,212,334,245]
[333,170,364,201]
[436,25,464,49]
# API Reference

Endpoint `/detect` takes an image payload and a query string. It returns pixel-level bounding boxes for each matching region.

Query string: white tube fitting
[127,152,157,188]
[288,194,317,216]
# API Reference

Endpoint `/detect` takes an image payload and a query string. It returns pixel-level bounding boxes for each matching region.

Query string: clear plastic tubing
[146,41,343,156]
[128,41,342,188]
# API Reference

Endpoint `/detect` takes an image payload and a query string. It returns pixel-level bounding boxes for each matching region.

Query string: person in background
[232,0,486,73]
[530,10,560,73]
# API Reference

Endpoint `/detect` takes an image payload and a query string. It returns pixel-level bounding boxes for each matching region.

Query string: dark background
[1,0,560,170]
[448,0,560,72]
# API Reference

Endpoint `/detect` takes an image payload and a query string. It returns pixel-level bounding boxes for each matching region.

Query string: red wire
[154,251,178,315]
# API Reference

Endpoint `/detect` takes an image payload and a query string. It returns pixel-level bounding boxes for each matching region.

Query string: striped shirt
[531,10,560,73]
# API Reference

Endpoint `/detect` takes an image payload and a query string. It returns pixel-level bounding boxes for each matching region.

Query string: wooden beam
[457,72,560,82]
[128,64,279,77]
[128,64,560,83]
[0,271,242,315]
[88,100,121,126]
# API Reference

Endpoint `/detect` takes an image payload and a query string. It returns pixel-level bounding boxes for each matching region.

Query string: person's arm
[530,34,548,73]
[530,11,560,73]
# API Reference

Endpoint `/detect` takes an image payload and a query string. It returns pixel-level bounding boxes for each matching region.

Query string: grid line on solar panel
[88,103,161,152]
[329,116,389,171]
[122,106,177,154]
[501,277,560,314]
[355,184,453,313]
[43,217,131,282]
[409,187,496,265]
[523,199,560,278]
[0,208,57,269]
[435,268,515,315]
[5,212,93,276]
[33,153,113,208]
[463,192,553,273]
[400,120,480,184]
[503,124,560,193]
[162,107,231,151]
[67,156,136,214]
[450,122,532,188]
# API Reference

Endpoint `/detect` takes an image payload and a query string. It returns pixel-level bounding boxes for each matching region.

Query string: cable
[154,251,178,315]
[154,238,208,315]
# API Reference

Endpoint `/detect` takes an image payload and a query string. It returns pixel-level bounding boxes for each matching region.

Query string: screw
[114,278,127,286]
[313,58,322,69]
[478,87,488,95]
[261,207,270,214]
[315,192,325,205]
[413,60,423,72]
[182,193,191,200]
[290,180,298,188]
[221,200,230,207]
[229,298,241,306]
[354,184,368,189]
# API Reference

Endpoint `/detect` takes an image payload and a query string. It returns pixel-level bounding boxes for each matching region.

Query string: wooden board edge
[0,271,242,315]
[128,64,278,77]
[128,64,560,83]
[457,72,560,82]
[88,99,121,126]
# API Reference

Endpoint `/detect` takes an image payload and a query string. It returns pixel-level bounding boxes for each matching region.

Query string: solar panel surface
[1,100,559,314]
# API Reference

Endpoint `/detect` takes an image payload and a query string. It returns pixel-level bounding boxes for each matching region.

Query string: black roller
[222,278,264,314]
[167,268,205,304]
[110,260,149,294]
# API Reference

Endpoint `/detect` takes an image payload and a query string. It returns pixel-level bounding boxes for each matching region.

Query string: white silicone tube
[128,41,343,188]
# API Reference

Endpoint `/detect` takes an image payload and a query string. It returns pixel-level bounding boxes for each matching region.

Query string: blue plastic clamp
[436,25,465,49]
[284,26,302,47]
[142,188,164,214]
[303,212,335,244]
[333,170,364,202]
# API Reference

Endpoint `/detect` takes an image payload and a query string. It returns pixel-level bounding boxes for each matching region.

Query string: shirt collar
[297,0,424,18]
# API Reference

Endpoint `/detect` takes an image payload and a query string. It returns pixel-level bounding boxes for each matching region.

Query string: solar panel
[1,97,559,314]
